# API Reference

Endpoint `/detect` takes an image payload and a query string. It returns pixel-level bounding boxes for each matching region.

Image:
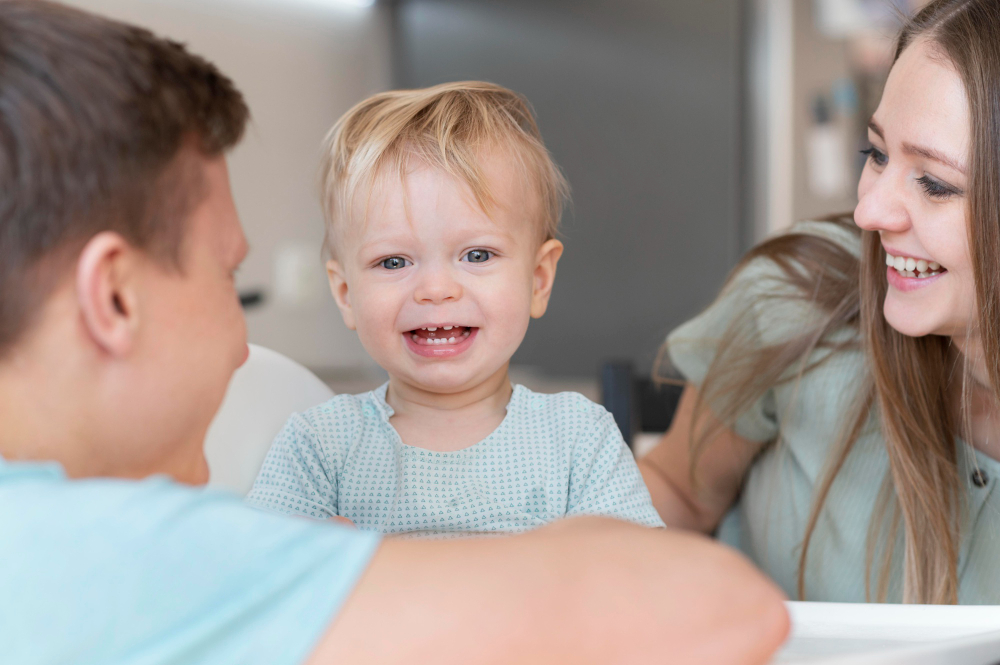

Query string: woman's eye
[860,146,888,168]
[380,257,409,270]
[463,249,492,263]
[916,175,960,200]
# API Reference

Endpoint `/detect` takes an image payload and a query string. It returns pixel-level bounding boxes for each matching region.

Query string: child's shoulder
[290,387,386,437]
[511,385,613,428]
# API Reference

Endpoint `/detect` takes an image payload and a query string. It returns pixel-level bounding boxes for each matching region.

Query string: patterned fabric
[0,454,379,665]
[247,383,664,536]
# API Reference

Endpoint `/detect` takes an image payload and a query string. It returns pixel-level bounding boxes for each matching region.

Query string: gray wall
[395,0,747,378]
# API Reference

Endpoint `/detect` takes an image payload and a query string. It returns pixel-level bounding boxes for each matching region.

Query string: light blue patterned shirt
[247,383,664,536]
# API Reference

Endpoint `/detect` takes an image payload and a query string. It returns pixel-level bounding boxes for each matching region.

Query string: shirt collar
[368,381,526,421]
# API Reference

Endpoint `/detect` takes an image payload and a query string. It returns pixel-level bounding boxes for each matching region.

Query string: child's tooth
[916,259,928,272]
[448,337,456,343]
[427,327,437,331]
[462,330,470,337]
[412,333,419,341]
[893,256,906,271]
[443,326,453,330]
[929,262,940,271]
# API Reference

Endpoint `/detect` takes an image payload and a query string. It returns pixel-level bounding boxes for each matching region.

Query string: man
[0,1,789,663]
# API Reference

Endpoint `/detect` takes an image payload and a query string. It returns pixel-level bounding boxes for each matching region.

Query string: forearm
[309,517,788,665]
[638,459,718,532]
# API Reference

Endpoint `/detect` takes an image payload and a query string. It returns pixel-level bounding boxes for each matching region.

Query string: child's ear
[530,238,563,318]
[326,259,357,330]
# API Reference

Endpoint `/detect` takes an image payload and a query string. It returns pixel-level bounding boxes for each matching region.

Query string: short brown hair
[319,81,569,256]
[0,0,249,352]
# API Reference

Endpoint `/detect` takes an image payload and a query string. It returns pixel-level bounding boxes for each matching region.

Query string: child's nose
[413,266,463,304]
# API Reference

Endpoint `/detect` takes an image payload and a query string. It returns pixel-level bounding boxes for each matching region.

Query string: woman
[640,0,1000,605]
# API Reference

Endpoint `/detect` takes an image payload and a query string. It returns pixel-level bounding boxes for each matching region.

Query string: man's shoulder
[0,463,379,665]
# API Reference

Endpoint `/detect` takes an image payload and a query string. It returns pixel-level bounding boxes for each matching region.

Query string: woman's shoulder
[665,218,861,394]
[728,218,860,294]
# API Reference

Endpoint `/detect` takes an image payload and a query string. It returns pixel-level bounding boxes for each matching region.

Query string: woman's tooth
[905,257,916,271]
[929,262,940,271]
[886,253,894,267]
[916,259,928,273]
[893,256,906,271]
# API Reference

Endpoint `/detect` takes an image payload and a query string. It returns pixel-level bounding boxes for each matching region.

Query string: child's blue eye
[463,249,492,263]
[380,257,409,270]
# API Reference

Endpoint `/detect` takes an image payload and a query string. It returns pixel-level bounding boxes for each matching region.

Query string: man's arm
[309,517,789,665]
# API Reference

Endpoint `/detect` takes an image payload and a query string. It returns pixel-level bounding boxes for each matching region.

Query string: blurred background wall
[59,0,925,391]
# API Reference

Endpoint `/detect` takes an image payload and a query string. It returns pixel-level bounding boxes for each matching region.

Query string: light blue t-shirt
[0,454,379,665]
[247,383,664,535]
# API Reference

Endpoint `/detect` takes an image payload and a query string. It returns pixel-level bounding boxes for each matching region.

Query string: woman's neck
[949,336,1000,455]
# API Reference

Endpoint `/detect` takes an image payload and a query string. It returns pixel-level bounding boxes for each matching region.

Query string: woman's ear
[326,259,357,330]
[75,232,139,357]
[530,238,564,318]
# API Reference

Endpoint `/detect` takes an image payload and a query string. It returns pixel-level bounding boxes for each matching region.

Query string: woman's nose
[413,266,463,304]
[854,168,910,234]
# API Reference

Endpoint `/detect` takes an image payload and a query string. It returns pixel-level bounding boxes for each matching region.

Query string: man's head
[0,0,250,483]
[320,82,568,395]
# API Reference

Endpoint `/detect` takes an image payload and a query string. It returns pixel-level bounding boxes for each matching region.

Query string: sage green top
[666,220,1000,604]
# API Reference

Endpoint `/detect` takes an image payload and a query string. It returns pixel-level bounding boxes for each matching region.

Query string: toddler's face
[327,155,562,394]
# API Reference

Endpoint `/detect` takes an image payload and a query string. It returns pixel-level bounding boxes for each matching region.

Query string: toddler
[246,81,663,536]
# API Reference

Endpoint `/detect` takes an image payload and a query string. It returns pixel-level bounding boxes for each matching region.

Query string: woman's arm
[310,516,789,665]
[637,385,766,532]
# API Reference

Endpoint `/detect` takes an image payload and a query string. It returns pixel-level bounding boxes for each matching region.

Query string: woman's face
[854,38,972,340]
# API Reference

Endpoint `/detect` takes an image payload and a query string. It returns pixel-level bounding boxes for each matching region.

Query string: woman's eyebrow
[902,143,967,175]
[868,119,966,175]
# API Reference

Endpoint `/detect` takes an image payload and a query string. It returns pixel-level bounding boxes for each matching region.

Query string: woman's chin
[883,302,945,339]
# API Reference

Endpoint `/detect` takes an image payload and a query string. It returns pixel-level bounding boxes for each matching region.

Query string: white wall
[60,0,390,372]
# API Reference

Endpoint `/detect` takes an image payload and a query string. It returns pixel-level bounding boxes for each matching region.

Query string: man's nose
[413,265,463,304]
[855,168,910,234]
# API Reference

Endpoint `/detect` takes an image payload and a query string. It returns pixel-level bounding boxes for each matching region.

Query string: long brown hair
[666,0,1000,604]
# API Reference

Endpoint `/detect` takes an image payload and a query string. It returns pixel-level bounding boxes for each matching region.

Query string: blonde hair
[661,0,1000,605]
[319,81,569,256]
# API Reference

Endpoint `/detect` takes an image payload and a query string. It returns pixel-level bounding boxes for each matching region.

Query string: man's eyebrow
[867,119,966,175]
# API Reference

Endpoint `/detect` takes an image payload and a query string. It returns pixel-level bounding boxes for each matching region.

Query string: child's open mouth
[407,325,475,346]
[404,325,477,358]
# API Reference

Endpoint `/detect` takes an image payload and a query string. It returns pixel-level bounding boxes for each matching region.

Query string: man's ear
[530,238,564,319]
[75,231,140,357]
[326,259,356,330]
